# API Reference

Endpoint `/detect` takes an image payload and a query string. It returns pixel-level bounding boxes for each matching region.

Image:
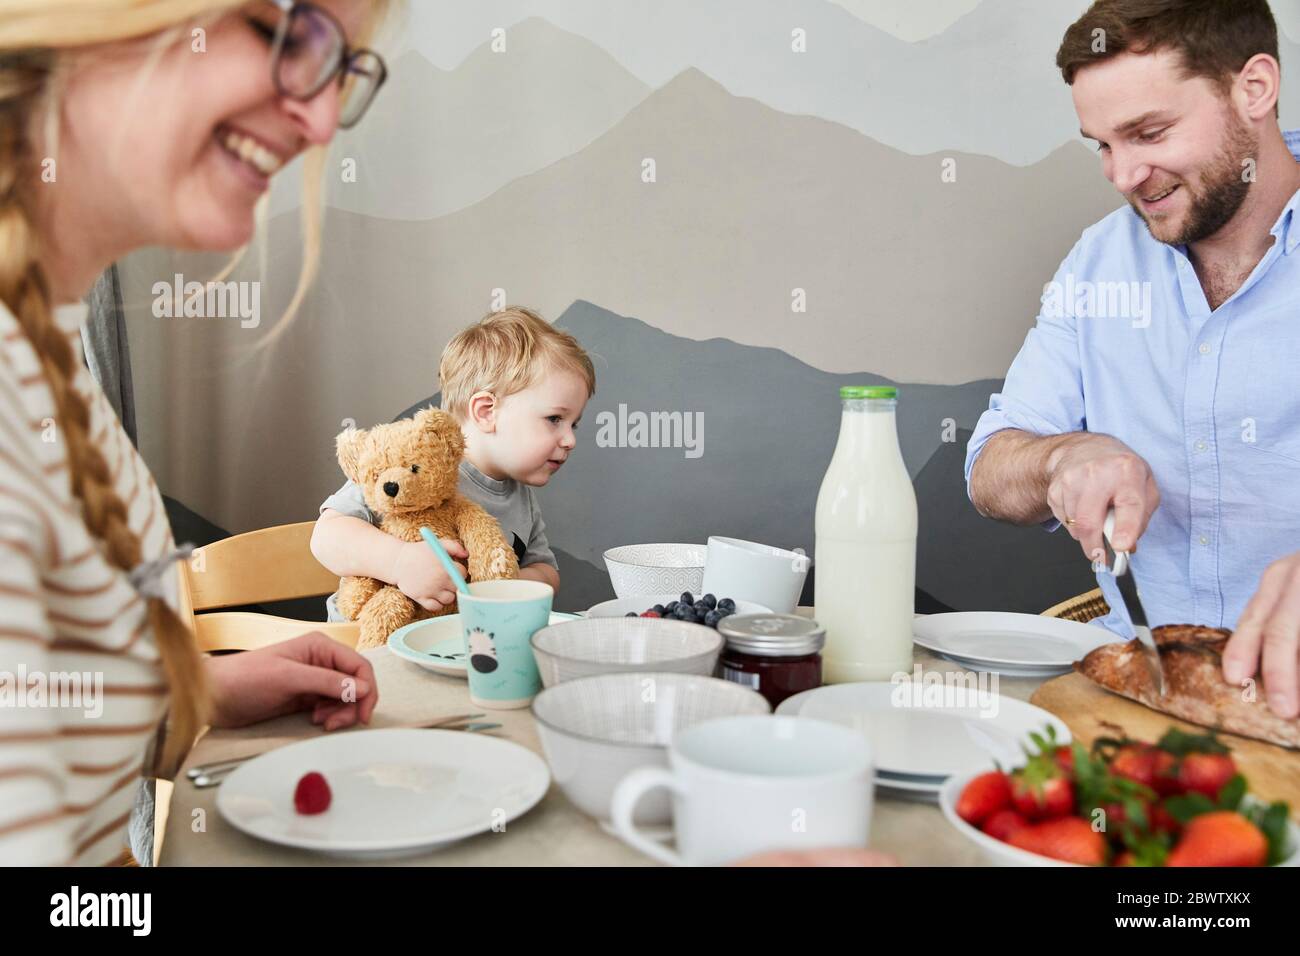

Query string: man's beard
[1132,115,1258,246]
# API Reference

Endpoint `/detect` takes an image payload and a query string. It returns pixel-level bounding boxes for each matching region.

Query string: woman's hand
[205,632,379,731]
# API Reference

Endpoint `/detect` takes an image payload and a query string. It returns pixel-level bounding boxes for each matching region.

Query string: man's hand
[389,538,468,612]
[206,632,380,731]
[1045,433,1160,564]
[1224,552,1300,719]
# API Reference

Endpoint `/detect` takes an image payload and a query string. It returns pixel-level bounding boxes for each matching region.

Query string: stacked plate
[775,682,1071,801]
[912,612,1116,677]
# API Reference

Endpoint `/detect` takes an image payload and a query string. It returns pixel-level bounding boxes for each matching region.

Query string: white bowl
[531,672,770,824]
[939,769,1300,867]
[585,594,773,619]
[603,543,707,599]
[530,617,722,688]
[701,536,810,614]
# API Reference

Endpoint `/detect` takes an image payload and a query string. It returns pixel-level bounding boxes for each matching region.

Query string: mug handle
[610,766,685,866]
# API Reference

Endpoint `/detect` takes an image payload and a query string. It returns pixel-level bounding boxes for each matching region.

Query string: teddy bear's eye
[410,464,419,474]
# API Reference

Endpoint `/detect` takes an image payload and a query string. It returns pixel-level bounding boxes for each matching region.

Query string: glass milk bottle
[814,386,917,682]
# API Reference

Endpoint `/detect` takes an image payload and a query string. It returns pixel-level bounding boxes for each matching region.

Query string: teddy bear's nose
[383,481,400,498]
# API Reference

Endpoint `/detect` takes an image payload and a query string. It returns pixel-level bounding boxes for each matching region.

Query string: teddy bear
[333,407,519,649]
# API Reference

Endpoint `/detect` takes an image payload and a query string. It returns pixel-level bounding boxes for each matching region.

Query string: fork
[185,712,491,784]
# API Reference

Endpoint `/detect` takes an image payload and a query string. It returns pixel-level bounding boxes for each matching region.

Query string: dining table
[160,610,1052,866]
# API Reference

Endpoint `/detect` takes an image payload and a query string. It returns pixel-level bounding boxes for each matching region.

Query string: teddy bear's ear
[415,407,466,459]
[335,425,368,483]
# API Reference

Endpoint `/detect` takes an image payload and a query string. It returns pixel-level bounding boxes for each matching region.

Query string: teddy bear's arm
[451,498,520,581]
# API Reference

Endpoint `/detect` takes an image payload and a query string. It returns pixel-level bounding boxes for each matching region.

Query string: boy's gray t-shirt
[318,459,558,621]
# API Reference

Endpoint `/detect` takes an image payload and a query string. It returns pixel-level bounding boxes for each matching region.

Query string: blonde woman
[0,0,393,865]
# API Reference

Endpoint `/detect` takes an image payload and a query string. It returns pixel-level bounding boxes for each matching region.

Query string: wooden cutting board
[1031,671,1300,810]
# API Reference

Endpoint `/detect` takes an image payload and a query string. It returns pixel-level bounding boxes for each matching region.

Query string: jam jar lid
[717,613,826,656]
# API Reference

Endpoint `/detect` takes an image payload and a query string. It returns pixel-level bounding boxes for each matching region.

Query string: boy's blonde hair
[440,307,596,419]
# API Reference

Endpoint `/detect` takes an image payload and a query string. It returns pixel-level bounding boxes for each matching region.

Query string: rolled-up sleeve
[964,240,1088,525]
[319,479,376,526]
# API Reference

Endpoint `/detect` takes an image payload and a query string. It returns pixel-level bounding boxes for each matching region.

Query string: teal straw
[419,527,470,595]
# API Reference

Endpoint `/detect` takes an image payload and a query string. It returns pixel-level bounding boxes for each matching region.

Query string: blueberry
[625,612,638,617]
[717,606,735,618]
[675,606,694,621]
[702,593,717,610]
[680,591,694,607]
[717,598,736,613]
[693,600,709,615]
[664,601,679,614]
[652,604,666,615]
[704,609,723,627]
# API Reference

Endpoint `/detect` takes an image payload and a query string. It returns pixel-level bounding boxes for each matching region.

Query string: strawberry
[982,808,1029,842]
[1107,742,1179,795]
[1010,767,1074,820]
[956,771,1012,826]
[1008,817,1108,865]
[1165,811,1267,867]
[1175,753,1237,800]
[1052,745,1076,780]
[294,771,332,815]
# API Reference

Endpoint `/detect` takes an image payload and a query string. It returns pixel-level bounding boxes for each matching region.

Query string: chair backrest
[186,521,340,611]
[179,521,360,652]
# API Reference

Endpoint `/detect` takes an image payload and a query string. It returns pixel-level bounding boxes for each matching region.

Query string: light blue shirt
[966,130,1300,637]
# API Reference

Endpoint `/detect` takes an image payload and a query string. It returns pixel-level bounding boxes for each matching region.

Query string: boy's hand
[390,538,468,612]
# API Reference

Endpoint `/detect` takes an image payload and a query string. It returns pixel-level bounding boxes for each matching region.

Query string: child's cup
[458,580,554,709]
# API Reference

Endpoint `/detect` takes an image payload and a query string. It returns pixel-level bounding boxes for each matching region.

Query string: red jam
[716,613,826,708]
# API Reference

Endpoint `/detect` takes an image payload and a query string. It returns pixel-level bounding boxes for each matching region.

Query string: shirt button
[1199,535,1209,546]
[1194,440,1208,452]
[1198,343,1211,355]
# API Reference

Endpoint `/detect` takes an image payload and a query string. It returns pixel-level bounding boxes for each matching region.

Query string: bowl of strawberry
[940,726,1299,867]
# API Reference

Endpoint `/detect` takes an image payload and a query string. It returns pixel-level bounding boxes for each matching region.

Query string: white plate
[925,652,1080,679]
[775,682,1071,780]
[912,612,1115,671]
[215,728,550,859]
[388,612,579,678]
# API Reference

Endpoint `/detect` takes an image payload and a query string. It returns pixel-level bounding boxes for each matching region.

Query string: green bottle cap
[839,386,898,400]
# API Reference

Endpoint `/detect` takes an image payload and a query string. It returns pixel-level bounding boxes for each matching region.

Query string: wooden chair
[1041,587,1110,624]
[178,521,359,652]
[154,522,356,863]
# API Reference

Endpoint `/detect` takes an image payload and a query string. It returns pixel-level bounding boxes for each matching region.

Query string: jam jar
[716,614,825,708]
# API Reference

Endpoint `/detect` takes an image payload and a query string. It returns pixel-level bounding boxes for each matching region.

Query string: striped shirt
[0,299,173,866]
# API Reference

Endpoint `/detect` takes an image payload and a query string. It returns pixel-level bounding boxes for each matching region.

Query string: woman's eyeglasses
[249,0,388,130]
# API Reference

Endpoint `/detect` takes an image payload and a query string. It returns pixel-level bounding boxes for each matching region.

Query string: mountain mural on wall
[215,67,1126,392]
[269,18,651,222]
[393,1,1300,166]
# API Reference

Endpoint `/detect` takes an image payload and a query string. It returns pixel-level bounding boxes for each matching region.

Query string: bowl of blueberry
[586,592,770,629]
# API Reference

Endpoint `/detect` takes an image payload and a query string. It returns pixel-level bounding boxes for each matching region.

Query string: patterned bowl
[603,543,707,598]
[530,616,722,688]
[531,672,770,824]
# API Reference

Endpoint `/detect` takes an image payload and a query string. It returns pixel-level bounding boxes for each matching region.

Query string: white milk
[814,387,917,682]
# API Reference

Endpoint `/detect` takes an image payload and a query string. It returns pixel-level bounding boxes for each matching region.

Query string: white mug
[610,715,874,866]
[701,536,810,614]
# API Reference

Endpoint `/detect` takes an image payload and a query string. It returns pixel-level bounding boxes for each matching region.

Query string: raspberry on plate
[294,771,332,815]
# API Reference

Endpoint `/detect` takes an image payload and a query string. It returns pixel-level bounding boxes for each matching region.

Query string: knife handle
[1101,508,1129,577]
